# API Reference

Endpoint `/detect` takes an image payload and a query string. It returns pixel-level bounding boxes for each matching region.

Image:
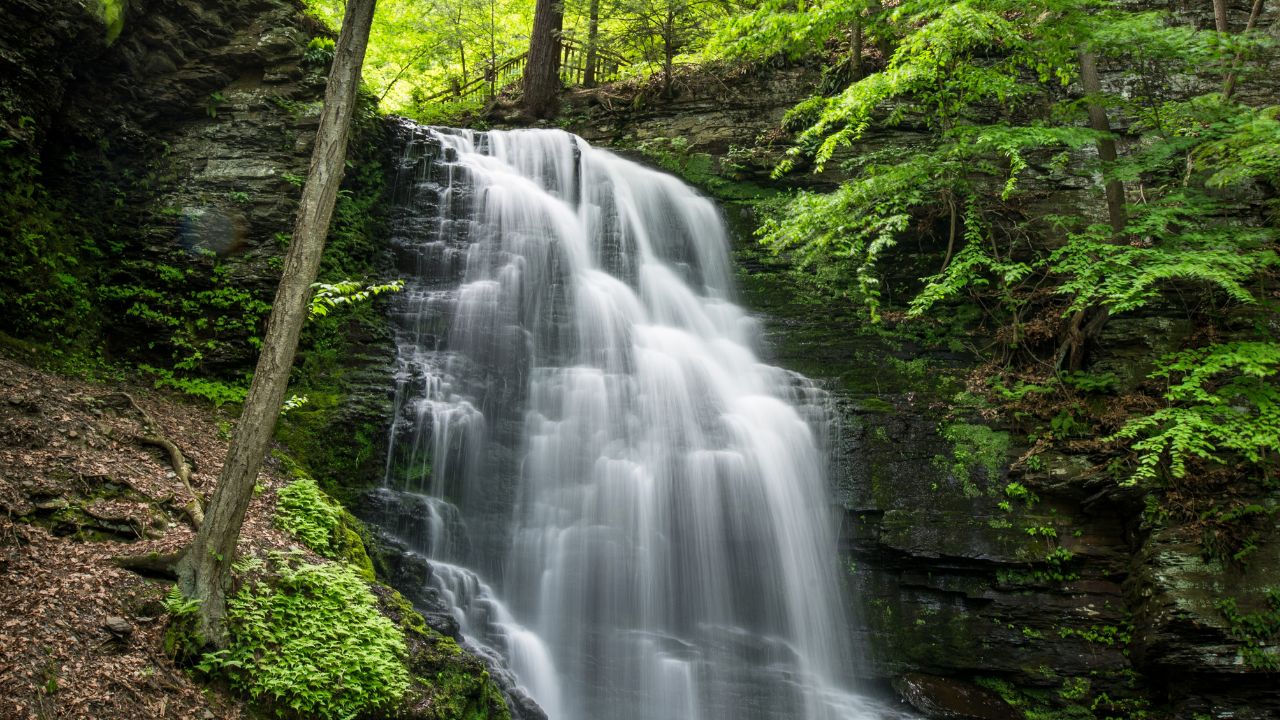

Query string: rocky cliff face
[559,14,1280,717]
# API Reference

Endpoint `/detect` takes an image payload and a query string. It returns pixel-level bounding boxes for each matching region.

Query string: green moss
[412,634,510,720]
[377,588,511,720]
[936,421,1010,497]
[95,0,126,44]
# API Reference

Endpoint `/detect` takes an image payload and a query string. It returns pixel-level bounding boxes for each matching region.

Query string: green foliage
[711,0,872,64]
[274,461,378,580]
[722,0,1278,333]
[0,134,103,349]
[935,421,1009,497]
[197,555,409,719]
[1216,589,1280,670]
[309,279,404,319]
[304,36,337,66]
[162,586,206,661]
[276,477,346,556]
[100,260,271,371]
[1109,343,1280,486]
[95,0,126,44]
[140,364,248,407]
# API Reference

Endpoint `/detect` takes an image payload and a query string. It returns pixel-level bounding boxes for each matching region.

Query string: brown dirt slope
[0,355,303,719]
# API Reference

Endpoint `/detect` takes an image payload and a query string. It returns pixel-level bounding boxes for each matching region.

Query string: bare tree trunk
[175,0,378,648]
[583,0,601,87]
[1213,0,1230,32]
[1223,0,1266,101]
[850,15,863,81]
[1058,52,1126,371]
[1079,51,1125,234]
[523,0,564,117]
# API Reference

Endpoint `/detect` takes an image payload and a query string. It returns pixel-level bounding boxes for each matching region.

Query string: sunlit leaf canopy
[304,0,749,117]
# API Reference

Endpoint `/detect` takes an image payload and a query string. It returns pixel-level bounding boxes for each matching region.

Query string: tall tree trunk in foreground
[1212,0,1230,33]
[175,0,378,647]
[1079,51,1125,234]
[523,0,564,117]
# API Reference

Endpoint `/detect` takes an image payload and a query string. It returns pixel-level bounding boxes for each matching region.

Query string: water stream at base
[376,123,889,720]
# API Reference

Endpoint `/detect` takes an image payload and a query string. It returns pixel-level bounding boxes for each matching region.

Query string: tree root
[112,550,184,579]
[107,392,204,528]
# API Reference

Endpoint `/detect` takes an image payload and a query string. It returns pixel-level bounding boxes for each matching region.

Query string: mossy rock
[375,586,512,720]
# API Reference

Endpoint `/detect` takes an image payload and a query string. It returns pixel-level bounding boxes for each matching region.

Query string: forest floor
[0,354,300,719]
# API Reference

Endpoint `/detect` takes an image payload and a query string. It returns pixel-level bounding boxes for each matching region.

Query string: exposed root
[107,392,204,528]
[112,550,184,579]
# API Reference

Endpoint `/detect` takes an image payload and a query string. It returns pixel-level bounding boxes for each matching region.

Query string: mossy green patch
[274,460,377,581]
[196,555,409,719]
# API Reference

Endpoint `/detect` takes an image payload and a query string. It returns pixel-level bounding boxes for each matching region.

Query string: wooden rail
[425,38,627,106]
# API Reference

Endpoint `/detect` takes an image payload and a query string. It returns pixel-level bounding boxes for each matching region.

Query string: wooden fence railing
[424,38,627,106]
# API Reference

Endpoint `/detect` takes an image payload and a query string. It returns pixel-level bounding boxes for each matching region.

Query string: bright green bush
[198,556,409,719]
[275,477,345,556]
[1109,342,1280,486]
[274,473,377,580]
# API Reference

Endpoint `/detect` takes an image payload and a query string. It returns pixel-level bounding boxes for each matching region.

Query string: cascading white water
[379,124,887,720]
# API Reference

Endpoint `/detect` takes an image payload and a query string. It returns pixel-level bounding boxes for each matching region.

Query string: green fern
[1109,343,1280,485]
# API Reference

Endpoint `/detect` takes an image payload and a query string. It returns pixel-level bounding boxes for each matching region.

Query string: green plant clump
[274,474,377,580]
[198,556,409,719]
[1109,342,1280,487]
[1216,589,1280,670]
[936,421,1010,497]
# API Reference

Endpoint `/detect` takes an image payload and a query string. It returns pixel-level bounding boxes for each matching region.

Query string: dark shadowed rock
[894,674,1019,720]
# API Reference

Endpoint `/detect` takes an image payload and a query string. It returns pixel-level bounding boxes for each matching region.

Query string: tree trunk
[1058,52,1126,371]
[174,0,378,647]
[523,0,564,117]
[1079,51,1125,234]
[1212,0,1230,32]
[583,0,600,87]
[850,16,863,81]
[1223,0,1266,101]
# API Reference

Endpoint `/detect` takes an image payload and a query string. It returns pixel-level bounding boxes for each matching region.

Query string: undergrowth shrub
[275,477,344,556]
[274,472,376,579]
[198,554,409,719]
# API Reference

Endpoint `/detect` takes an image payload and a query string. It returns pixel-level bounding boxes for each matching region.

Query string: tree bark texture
[175,0,378,647]
[583,0,600,87]
[1079,51,1125,234]
[523,0,564,117]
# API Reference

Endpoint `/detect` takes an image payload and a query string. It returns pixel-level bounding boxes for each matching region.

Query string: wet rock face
[2,0,335,371]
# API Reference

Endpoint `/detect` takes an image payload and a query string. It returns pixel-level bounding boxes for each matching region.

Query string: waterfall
[377,123,888,720]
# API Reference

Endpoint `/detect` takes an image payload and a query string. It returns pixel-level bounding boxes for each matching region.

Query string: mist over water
[378,124,886,720]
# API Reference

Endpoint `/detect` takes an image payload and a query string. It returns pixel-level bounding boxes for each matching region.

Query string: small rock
[103,617,133,637]
[34,497,69,511]
[68,430,79,438]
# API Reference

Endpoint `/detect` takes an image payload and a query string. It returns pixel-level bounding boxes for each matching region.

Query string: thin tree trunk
[1058,52,1126,371]
[1212,0,1230,32]
[584,0,601,87]
[850,16,863,81]
[1079,52,1125,233]
[1223,0,1266,101]
[175,0,378,647]
[523,0,564,117]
